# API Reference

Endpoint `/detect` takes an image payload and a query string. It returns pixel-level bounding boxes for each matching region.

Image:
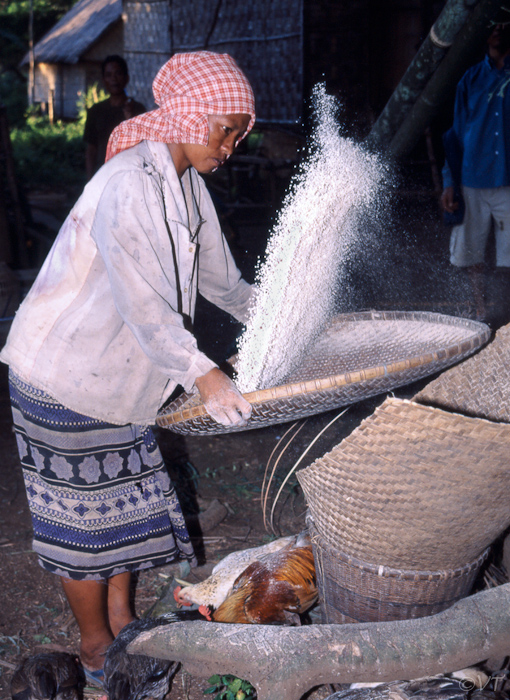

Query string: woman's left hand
[195,368,252,427]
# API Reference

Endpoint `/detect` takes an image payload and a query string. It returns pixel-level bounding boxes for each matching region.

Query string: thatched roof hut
[22,0,123,119]
[25,0,449,136]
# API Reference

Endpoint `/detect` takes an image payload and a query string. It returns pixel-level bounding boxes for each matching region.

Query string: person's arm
[440,76,467,209]
[440,186,458,213]
[192,177,255,322]
[91,169,251,426]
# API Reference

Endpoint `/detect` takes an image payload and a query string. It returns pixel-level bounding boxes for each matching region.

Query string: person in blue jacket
[440,21,510,320]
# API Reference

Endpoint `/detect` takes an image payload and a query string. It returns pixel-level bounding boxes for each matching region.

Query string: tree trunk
[128,583,510,700]
[366,0,475,151]
[386,0,501,158]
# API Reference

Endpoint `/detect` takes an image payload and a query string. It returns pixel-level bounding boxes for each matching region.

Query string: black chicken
[324,675,509,700]
[10,651,85,700]
[103,611,201,700]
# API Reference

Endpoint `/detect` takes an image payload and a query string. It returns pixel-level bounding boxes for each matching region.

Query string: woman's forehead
[208,113,251,128]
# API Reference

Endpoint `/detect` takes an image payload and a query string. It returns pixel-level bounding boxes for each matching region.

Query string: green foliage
[0,69,27,127]
[8,84,106,191]
[0,0,77,69]
[0,0,77,126]
[204,675,256,700]
[0,0,75,14]
[32,633,52,644]
[9,115,86,190]
[76,83,108,124]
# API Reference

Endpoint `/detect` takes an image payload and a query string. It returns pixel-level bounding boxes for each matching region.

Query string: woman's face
[168,113,251,177]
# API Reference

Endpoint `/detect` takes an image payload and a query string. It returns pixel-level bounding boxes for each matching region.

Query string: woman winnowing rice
[0,51,256,684]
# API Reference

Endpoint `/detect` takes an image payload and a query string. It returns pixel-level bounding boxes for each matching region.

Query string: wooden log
[128,583,510,700]
[366,0,473,151]
[387,0,501,158]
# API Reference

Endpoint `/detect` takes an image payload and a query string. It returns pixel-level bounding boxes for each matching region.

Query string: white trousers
[450,185,510,267]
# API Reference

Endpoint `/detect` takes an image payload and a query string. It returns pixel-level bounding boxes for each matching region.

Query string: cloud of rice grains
[235,84,388,393]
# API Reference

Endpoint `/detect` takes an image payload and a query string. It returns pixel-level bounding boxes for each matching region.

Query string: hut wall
[122,0,303,122]
[84,18,124,62]
[124,0,171,109]
[32,21,123,119]
[304,0,372,135]
[34,63,58,107]
[60,65,88,118]
[304,0,445,137]
[34,63,86,119]
[121,0,446,132]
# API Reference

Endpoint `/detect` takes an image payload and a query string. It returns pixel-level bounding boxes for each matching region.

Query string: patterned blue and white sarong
[9,370,196,580]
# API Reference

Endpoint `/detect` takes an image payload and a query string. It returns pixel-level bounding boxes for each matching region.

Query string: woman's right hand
[195,368,252,427]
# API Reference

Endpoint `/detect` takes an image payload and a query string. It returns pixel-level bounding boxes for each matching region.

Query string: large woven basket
[156,311,489,436]
[415,322,510,422]
[297,396,510,570]
[308,516,489,624]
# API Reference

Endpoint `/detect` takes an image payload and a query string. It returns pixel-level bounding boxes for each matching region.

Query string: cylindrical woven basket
[308,517,489,624]
[156,311,489,435]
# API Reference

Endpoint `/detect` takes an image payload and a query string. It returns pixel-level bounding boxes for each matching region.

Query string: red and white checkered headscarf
[105,51,256,161]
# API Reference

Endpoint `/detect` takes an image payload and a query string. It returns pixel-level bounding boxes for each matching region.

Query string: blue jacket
[442,53,510,189]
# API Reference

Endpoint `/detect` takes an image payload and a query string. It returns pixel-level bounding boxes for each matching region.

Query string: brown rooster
[205,539,317,624]
[173,533,301,610]
[175,531,317,625]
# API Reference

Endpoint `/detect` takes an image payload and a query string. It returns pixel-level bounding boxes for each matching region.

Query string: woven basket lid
[297,396,510,570]
[156,310,489,436]
[415,322,510,422]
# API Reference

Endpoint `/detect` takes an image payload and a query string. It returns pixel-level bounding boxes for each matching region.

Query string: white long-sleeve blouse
[1,140,253,425]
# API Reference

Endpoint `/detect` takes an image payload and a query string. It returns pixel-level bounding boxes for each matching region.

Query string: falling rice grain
[235,85,388,393]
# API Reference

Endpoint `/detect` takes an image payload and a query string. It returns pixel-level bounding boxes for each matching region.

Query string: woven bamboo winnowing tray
[156,311,489,436]
[415,322,510,422]
[297,396,510,571]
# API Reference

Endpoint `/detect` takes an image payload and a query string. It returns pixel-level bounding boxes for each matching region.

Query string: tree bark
[366,0,475,151]
[386,0,502,158]
[128,583,510,700]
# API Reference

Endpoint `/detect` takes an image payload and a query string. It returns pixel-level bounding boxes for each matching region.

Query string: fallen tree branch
[128,583,510,700]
